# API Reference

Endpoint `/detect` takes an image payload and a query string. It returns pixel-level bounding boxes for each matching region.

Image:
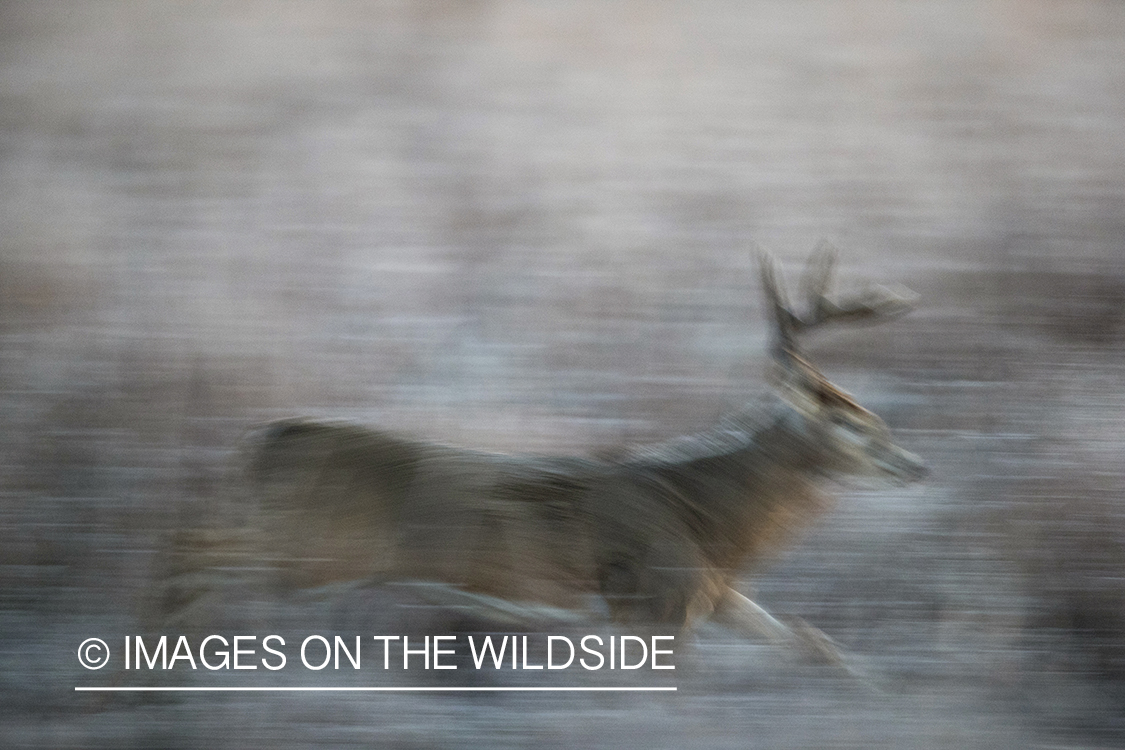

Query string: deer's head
[760,247,926,485]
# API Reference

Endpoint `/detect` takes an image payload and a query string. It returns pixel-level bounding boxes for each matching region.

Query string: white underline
[75,686,676,692]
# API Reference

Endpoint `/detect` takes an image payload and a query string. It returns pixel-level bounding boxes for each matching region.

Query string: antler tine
[792,243,918,334]
[798,241,838,331]
[756,249,799,359]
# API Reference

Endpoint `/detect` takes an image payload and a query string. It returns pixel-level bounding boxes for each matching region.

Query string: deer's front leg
[709,587,846,667]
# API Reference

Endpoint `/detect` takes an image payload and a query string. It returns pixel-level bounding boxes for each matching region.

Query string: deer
[158,248,925,671]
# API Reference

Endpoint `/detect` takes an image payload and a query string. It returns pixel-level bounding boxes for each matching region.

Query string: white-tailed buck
[163,249,925,667]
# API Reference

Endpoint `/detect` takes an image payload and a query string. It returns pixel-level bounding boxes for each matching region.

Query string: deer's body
[161,249,925,665]
[247,395,838,624]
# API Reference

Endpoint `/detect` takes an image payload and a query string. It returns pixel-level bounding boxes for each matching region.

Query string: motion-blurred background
[2,1,1124,746]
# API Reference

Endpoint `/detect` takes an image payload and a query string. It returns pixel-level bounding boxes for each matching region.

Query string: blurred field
[3,0,1125,747]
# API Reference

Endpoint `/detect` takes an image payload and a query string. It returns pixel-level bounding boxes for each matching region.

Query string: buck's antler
[759,243,916,361]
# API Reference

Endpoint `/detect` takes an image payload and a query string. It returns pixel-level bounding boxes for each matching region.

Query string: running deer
[160,248,925,667]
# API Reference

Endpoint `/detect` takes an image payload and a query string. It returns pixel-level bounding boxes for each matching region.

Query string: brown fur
[239,400,835,629]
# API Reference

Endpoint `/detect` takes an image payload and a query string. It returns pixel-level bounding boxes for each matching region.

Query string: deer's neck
[633,401,834,573]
